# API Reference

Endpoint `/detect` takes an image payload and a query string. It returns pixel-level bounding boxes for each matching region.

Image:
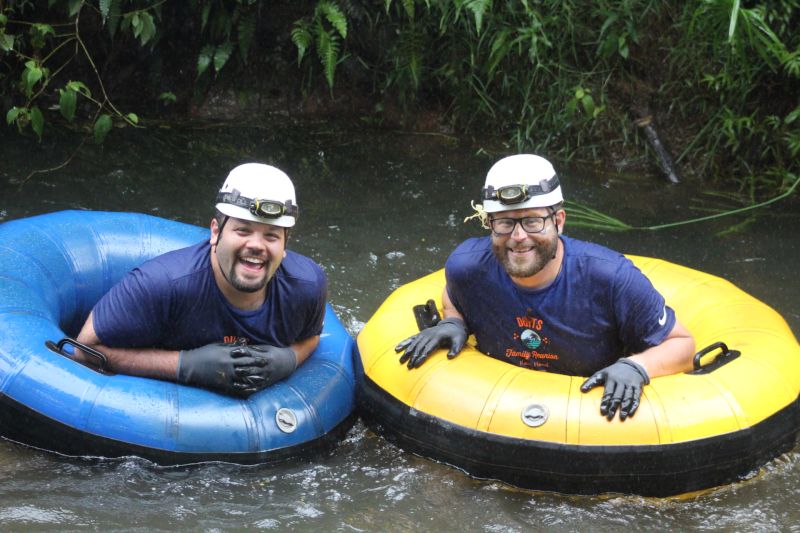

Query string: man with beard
[396,154,694,421]
[75,163,326,397]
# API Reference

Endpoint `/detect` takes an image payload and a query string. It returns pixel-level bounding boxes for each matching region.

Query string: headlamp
[216,191,298,219]
[481,175,560,205]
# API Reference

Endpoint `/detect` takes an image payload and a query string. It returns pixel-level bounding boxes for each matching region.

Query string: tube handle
[46,337,109,372]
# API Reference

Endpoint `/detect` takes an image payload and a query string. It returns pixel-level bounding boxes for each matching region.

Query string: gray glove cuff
[438,317,467,332]
[618,357,650,385]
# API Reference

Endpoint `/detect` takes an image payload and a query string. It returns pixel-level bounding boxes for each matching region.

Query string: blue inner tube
[0,210,356,464]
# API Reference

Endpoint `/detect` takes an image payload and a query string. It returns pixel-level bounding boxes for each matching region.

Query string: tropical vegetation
[1,0,798,201]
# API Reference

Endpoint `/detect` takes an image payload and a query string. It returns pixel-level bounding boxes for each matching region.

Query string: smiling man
[75,163,326,397]
[396,154,695,421]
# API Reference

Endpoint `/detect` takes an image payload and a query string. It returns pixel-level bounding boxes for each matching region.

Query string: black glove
[177,343,281,397]
[395,317,468,369]
[580,358,650,421]
[239,345,298,388]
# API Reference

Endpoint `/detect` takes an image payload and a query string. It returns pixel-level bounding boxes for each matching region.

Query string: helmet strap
[212,214,237,289]
[549,207,559,260]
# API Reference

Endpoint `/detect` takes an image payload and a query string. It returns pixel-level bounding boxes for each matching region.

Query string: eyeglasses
[216,191,298,219]
[489,213,555,235]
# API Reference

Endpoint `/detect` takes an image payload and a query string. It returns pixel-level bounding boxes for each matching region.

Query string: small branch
[634,113,681,184]
[19,135,89,187]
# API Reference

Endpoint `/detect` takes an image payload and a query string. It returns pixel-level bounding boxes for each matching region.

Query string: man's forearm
[628,321,695,378]
[290,335,320,366]
[76,343,179,380]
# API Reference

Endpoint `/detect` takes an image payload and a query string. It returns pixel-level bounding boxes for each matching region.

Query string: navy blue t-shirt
[445,235,675,376]
[92,241,326,350]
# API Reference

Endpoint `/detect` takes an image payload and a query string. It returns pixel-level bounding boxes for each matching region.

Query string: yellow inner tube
[357,256,800,447]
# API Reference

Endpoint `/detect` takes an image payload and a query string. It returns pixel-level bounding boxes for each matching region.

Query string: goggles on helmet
[481,175,560,205]
[216,190,298,219]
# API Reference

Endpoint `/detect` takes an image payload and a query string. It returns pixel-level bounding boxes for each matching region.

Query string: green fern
[291,1,350,90]
[197,43,214,77]
[291,22,312,64]
[317,1,347,39]
[487,27,511,78]
[213,41,233,72]
[315,23,340,90]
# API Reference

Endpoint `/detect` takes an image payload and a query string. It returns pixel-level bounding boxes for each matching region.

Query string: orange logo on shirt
[223,335,250,345]
[507,314,559,369]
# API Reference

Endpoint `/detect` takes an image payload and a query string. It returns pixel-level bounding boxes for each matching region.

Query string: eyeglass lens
[490,216,549,235]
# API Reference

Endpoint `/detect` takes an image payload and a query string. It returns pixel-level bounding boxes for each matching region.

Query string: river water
[1,122,798,531]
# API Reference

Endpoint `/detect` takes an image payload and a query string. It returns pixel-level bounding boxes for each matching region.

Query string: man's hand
[177,343,293,397]
[395,317,468,369]
[240,345,297,388]
[580,358,650,421]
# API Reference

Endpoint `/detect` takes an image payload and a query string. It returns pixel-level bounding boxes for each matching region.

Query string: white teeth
[241,257,264,264]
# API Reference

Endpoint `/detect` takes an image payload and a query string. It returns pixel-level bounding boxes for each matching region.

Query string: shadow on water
[1,121,798,531]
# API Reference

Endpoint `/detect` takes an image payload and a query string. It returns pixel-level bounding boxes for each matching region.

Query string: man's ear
[556,209,566,235]
[210,218,220,246]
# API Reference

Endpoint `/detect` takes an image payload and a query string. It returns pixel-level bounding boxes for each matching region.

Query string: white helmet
[216,163,297,227]
[481,154,563,213]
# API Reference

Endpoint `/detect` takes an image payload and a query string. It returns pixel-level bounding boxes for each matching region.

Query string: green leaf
[565,98,577,116]
[318,1,347,39]
[316,26,339,90]
[6,106,21,125]
[126,113,139,124]
[59,88,77,122]
[728,0,741,43]
[158,91,177,103]
[0,33,14,52]
[136,12,156,46]
[465,0,492,35]
[401,0,415,20]
[100,0,112,21]
[30,106,44,141]
[24,64,43,95]
[784,106,800,125]
[618,35,629,59]
[66,80,91,97]
[93,114,112,143]
[200,3,211,33]
[30,23,54,49]
[581,94,596,117]
[213,41,233,72]
[487,28,510,77]
[291,23,312,64]
[0,14,7,25]
[32,23,55,37]
[68,0,83,17]
[107,0,122,37]
[197,44,214,77]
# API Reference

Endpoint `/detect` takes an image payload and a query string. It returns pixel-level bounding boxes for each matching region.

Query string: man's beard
[492,236,558,278]
[226,255,272,293]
